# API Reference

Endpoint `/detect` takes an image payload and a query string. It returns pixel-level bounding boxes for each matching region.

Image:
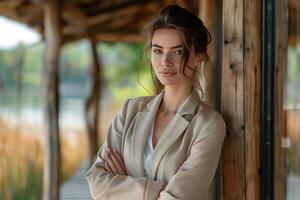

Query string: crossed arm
[103,148,167,196]
[86,99,226,200]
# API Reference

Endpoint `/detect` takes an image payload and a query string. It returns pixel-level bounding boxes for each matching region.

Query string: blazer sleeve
[86,99,165,200]
[159,114,226,200]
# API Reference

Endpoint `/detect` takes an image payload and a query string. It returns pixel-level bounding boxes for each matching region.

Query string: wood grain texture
[85,39,101,167]
[275,0,288,199]
[244,0,261,199]
[198,0,216,107]
[42,0,62,200]
[221,0,245,199]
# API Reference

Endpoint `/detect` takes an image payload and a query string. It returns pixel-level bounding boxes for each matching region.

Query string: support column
[198,2,219,199]
[198,0,216,107]
[275,0,288,199]
[244,0,261,199]
[42,0,62,200]
[85,38,101,167]
[221,0,245,199]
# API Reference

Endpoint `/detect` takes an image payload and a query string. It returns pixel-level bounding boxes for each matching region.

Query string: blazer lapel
[148,94,199,179]
[131,92,164,176]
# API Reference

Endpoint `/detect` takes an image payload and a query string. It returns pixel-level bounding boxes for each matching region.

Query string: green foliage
[98,42,154,101]
[0,160,43,200]
[288,45,300,86]
[286,44,300,106]
[0,39,155,107]
[0,39,155,200]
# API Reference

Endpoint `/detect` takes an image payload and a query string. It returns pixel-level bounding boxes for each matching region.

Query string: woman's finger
[105,151,118,174]
[104,160,112,173]
[107,149,125,175]
[112,149,127,175]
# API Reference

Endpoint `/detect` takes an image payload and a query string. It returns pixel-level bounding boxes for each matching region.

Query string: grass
[0,118,88,200]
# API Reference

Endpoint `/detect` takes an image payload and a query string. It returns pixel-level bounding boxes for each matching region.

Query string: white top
[144,128,154,175]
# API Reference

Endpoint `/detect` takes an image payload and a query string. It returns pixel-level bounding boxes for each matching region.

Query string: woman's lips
[159,71,176,77]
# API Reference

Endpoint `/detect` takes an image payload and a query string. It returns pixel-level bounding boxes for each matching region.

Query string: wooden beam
[63,31,144,44]
[63,12,136,35]
[289,0,300,11]
[244,0,261,199]
[177,0,198,15]
[93,33,144,43]
[85,38,101,167]
[274,0,288,199]
[62,3,88,34]
[0,1,26,22]
[42,0,62,200]
[15,1,39,17]
[221,0,245,199]
[81,0,157,16]
[62,2,159,35]
[79,0,135,13]
[198,0,216,107]
[0,0,22,10]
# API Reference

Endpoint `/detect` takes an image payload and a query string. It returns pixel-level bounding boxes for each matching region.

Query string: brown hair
[142,4,211,99]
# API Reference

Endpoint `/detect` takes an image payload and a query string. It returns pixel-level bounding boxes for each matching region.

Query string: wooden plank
[221,0,245,199]
[93,33,143,43]
[63,3,88,34]
[84,39,101,167]
[60,161,92,200]
[42,0,62,200]
[64,32,144,44]
[62,2,159,35]
[274,0,288,199]
[244,0,261,199]
[198,0,216,107]
[177,0,198,15]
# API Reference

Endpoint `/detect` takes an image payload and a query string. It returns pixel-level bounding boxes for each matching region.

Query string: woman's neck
[160,86,192,114]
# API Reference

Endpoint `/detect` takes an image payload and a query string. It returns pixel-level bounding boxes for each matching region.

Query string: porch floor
[60,160,92,200]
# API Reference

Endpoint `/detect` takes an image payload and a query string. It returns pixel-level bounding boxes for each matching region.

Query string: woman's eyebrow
[170,45,183,49]
[151,44,163,48]
[151,44,183,49]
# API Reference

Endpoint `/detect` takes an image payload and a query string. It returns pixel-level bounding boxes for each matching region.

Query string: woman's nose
[162,52,172,66]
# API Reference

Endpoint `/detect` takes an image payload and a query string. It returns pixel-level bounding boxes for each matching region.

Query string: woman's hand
[104,148,127,175]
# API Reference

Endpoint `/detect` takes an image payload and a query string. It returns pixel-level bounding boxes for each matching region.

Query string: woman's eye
[174,50,183,55]
[152,49,162,54]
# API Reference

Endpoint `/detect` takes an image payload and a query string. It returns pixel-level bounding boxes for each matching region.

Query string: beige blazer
[86,91,226,200]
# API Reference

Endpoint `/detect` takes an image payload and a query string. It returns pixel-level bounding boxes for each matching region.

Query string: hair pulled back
[142,4,211,99]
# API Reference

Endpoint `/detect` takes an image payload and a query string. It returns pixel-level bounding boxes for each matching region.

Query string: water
[0,97,85,132]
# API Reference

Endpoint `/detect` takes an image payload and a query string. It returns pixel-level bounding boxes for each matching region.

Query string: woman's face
[151,28,201,88]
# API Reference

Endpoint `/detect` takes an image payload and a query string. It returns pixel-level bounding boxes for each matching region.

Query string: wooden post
[198,0,216,107]
[85,38,101,167]
[221,0,245,199]
[275,0,288,199]
[221,0,264,199]
[42,0,62,200]
[244,0,261,199]
[198,2,217,199]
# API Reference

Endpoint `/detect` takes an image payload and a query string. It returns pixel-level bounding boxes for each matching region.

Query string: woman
[86,4,226,200]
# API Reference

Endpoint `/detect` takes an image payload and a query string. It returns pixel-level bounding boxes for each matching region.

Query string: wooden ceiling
[0,0,299,44]
[0,0,199,44]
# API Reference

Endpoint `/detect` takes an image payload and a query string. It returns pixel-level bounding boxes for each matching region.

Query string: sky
[0,16,41,49]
